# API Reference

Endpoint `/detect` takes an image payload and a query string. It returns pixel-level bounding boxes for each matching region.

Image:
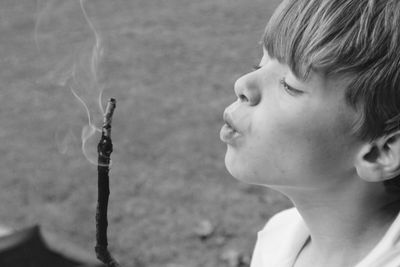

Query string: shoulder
[250,208,307,267]
[259,207,301,234]
[360,248,400,267]
[357,210,400,267]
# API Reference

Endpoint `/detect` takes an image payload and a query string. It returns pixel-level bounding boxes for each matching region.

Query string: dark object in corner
[0,225,105,267]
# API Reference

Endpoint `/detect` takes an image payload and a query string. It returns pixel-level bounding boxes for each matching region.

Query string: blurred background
[0,0,291,266]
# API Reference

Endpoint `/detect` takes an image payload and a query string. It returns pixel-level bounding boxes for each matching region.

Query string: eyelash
[279,78,304,96]
[251,65,304,96]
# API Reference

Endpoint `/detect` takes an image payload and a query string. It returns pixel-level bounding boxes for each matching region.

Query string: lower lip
[220,123,241,144]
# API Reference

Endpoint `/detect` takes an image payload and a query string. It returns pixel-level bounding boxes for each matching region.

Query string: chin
[224,148,288,187]
[224,150,241,177]
[224,150,256,184]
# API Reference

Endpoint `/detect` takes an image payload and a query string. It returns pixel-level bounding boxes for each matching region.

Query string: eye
[279,78,304,96]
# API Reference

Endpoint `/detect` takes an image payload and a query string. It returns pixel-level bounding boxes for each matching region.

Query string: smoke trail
[76,0,108,164]
[70,84,102,165]
[55,129,77,155]
[35,0,109,164]
[34,0,50,51]
[79,0,103,89]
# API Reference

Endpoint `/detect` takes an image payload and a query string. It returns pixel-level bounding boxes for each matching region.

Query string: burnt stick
[95,98,120,267]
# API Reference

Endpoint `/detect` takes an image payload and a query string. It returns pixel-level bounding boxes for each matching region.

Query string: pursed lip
[223,112,240,134]
[220,110,243,145]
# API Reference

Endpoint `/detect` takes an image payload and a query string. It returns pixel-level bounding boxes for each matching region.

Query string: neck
[278,180,400,265]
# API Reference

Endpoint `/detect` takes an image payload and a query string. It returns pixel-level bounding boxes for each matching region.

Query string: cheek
[276,112,357,186]
[302,120,357,178]
[225,114,297,185]
[226,108,355,186]
[224,88,358,187]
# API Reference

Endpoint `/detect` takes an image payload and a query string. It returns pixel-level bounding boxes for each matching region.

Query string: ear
[355,131,400,182]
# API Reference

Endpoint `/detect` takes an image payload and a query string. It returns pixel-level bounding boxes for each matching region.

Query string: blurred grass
[0,0,291,266]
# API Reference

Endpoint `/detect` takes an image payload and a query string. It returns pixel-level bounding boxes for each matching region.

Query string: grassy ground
[0,0,291,266]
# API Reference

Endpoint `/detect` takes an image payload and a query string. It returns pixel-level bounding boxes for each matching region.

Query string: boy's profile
[220,0,400,266]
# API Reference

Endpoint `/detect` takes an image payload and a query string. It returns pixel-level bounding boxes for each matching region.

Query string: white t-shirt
[250,208,400,267]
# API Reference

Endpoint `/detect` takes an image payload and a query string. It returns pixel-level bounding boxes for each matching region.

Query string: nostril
[239,94,248,102]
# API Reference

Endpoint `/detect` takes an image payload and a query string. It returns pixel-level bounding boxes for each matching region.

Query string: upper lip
[223,111,240,133]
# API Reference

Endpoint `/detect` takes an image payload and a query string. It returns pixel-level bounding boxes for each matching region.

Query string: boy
[220,0,400,266]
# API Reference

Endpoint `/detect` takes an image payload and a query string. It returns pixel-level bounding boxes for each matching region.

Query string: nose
[234,72,261,106]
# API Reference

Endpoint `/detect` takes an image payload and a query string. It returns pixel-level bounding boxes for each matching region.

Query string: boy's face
[221,49,362,191]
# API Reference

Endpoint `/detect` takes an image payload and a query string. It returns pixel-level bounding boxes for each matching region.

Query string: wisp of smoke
[35,0,109,165]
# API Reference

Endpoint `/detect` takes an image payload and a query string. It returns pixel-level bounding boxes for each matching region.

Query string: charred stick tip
[105,98,116,117]
[103,98,116,138]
